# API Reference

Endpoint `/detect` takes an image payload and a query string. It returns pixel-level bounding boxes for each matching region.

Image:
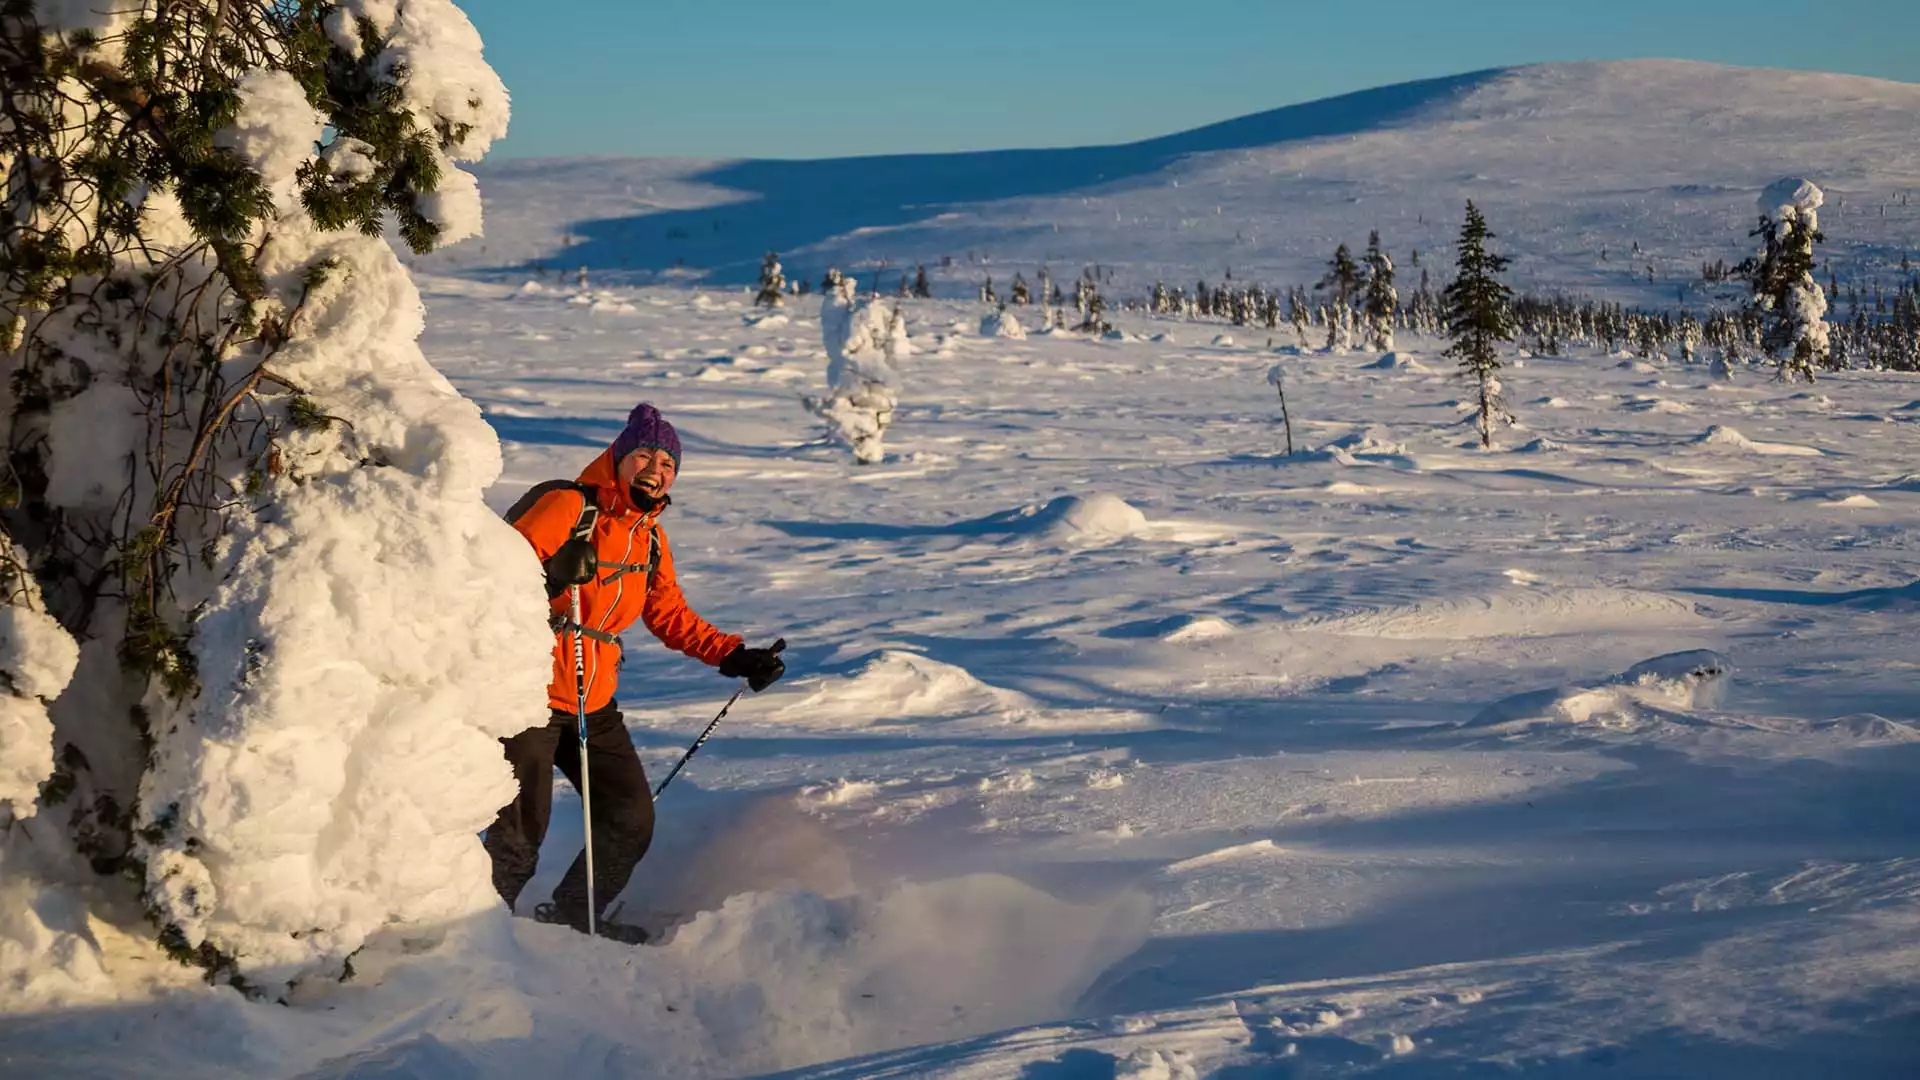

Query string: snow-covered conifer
[1363,231,1398,352]
[981,276,998,304]
[982,305,1027,339]
[1326,297,1354,353]
[1,0,542,993]
[1317,243,1364,306]
[813,275,902,465]
[755,251,787,307]
[1012,273,1032,306]
[1443,202,1518,448]
[913,265,932,299]
[1748,179,1831,382]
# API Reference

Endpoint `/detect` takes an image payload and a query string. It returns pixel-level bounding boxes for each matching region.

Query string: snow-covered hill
[412,61,1920,305]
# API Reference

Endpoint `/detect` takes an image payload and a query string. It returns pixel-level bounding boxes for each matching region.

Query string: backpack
[504,480,661,590]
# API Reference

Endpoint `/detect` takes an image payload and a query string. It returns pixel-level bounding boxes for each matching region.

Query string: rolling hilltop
[416,60,1920,306]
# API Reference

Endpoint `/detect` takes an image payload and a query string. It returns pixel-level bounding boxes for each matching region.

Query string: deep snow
[6,273,1916,1078]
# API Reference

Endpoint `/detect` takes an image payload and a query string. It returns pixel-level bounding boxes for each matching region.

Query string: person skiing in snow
[485,403,787,941]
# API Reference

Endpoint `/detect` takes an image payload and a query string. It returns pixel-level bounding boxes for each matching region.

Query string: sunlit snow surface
[9,275,1918,1078]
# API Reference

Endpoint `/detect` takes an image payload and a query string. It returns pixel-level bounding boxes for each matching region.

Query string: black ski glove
[720,638,786,692]
[544,536,598,599]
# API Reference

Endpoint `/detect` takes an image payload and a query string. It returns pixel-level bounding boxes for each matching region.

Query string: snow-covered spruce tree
[1011,273,1030,306]
[1325,296,1353,353]
[1362,230,1396,352]
[811,274,901,464]
[1748,179,1830,382]
[1443,202,1518,448]
[911,264,931,299]
[754,250,785,307]
[0,1,548,996]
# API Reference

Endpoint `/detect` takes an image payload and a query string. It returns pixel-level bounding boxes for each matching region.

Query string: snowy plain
[4,56,1920,1080]
[10,273,1918,1077]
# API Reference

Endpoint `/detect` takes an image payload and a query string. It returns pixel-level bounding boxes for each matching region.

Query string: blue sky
[460,0,1916,161]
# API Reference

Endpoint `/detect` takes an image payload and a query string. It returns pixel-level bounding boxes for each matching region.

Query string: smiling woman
[454,0,1917,159]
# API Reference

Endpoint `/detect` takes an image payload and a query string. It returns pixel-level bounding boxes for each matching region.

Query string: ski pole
[652,689,741,800]
[569,584,596,938]
[653,639,783,799]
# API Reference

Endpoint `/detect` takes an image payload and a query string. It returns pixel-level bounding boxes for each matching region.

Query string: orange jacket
[512,447,741,713]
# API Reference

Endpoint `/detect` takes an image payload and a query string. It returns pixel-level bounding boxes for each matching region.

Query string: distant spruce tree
[1443,202,1517,448]
[1362,230,1398,352]
[755,251,786,307]
[913,264,932,298]
[1317,243,1364,306]
[1011,273,1031,306]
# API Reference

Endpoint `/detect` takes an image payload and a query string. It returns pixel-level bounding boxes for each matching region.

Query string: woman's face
[618,447,677,502]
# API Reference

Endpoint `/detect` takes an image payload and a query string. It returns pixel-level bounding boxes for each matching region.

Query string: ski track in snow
[6,276,1919,1079]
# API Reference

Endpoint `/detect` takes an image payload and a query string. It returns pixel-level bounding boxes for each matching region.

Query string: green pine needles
[1443,201,1518,448]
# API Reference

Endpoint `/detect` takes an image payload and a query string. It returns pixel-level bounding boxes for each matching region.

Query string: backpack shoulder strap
[504,480,599,541]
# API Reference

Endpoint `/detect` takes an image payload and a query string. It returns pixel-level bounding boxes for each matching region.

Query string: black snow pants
[483,702,655,931]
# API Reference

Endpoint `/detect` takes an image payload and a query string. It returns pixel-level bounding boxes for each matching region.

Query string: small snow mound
[1810,714,1920,742]
[1323,429,1408,456]
[1150,332,1176,344]
[797,778,882,809]
[1367,352,1432,373]
[980,310,1027,339]
[1017,493,1150,544]
[744,312,790,329]
[514,280,545,295]
[1466,650,1731,732]
[1102,329,1131,342]
[1116,1048,1199,1080]
[1516,437,1565,453]
[1162,615,1235,643]
[1822,494,1881,508]
[818,651,1019,720]
[1696,425,1823,456]
[1536,396,1572,408]
[1211,334,1235,347]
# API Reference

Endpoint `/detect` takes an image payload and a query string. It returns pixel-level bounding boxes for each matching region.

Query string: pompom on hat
[611,402,680,469]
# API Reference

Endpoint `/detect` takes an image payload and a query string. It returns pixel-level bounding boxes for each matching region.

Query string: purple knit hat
[611,403,681,469]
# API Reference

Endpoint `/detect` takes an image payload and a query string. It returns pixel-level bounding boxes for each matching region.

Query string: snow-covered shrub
[0,1,549,994]
[812,275,904,464]
[1749,178,1830,382]
[982,308,1027,339]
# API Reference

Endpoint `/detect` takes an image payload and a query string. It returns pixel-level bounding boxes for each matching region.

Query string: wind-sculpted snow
[1283,587,1706,640]
[10,279,1920,1077]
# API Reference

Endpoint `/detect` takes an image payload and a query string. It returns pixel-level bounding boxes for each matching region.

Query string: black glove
[720,638,786,692]
[544,536,598,599]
